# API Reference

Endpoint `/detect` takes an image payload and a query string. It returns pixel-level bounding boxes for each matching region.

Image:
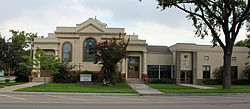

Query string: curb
[161,93,250,96]
[1,91,250,96]
[0,91,140,96]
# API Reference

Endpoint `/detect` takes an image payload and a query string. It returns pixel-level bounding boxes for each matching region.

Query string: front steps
[126,78,144,84]
[32,77,52,83]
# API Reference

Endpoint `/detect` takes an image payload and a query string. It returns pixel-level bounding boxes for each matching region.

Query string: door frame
[180,70,193,84]
[127,56,140,78]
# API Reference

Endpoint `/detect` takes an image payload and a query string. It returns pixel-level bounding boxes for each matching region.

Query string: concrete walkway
[128,84,164,95]
[0,82,43,92]
[180,84,216,89]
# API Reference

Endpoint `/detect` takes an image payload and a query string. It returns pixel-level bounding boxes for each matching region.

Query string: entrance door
[128,57,140,78]
[180,71,192,84]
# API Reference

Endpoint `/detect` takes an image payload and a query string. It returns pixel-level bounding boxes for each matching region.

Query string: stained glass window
[84,38,96,61]
[63,42,72,62]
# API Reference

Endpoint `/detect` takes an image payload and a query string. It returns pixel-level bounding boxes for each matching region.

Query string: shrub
[213,66,234,84]
[5,79,10,83]
[14,62,31,82]
[53,62,78,83]
[244,66,250,80]
[53,71,79,83]
[232,79,250,85]
[202,79,220,85]
[149,78,175,84]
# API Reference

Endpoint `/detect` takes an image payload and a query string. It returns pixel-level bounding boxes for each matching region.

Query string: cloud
[0,0,248,46]
[126,22,215,46]
[0,0,111,39]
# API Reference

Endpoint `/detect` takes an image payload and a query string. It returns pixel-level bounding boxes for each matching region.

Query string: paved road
[0,93,250,109]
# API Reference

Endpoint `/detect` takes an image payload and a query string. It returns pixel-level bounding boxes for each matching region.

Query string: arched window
[84,38,96,61]
[62,42,72,62]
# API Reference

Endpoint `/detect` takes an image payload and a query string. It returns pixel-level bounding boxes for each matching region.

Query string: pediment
[77,24,104,33]
[76,18,106,33]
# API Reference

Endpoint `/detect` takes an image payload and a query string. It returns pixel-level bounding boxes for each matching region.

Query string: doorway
[128,57,140,78]
[180,71,193,84]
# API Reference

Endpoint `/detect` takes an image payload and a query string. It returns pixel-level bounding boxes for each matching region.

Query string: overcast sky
[0,0,248,46]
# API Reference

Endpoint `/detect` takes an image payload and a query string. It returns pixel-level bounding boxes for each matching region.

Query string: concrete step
[126,78,144,84]
[32,77,52,83]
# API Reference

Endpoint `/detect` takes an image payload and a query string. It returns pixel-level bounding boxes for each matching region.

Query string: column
[122,58,126,74]
[143,51,149,83]
[55,50,59,59]
[143,51,147,74]
[121,58,126,83]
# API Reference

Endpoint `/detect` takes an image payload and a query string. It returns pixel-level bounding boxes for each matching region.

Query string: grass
[16,82,138,93]
[0,82,26,88]
[147,84,250,93]
[204,85,250,89]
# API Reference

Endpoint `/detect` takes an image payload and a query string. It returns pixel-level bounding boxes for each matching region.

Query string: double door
[128,57,140,78]
[180,71,192,84]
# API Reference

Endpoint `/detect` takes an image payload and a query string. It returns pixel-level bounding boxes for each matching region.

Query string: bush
[5,79,10,83]
[14,62,31,82]
[149,78,175,84]
[244,66,250,80]
[232,79,250,85]
[202,79,220,85]
[53,71,79,83]
[213,66,234,84]
[53,62,78,83]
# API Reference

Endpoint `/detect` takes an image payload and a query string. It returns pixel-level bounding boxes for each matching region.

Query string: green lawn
[0,82,26,88]
[147,84,250,93]
[16,82,138,93]
[204,85,250,89]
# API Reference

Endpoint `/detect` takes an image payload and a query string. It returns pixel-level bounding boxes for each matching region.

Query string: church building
[33,18,249,84]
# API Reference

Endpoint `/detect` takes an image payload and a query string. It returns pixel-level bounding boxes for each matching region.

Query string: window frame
[203,65,210,79]
[62,42,72,62]
[83,38,96,62]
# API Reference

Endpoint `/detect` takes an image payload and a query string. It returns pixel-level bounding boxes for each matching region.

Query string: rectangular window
[147,65,159,78]
[203,65,210,79]
[160,65,171,78]
[231,66,238,80]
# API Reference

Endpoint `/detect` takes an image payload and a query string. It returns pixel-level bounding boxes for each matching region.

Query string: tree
[144,0,250,89]
[0,30,38,81]
[92,38,129,86]
[235,36,250,47]
[0,36,9,70]
[34,48,61,75]
[213,66,234,84]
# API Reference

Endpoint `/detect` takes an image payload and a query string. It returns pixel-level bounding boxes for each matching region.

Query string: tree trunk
[223,48,232,89]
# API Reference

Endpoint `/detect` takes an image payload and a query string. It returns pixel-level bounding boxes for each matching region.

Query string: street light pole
[79,63,81,73]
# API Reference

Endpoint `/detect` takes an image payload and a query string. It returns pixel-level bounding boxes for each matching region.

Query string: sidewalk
[0,82,43,92]
[180,84,216,89]
[128,84,164,95]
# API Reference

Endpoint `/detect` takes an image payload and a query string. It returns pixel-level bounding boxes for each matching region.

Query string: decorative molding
[77,24,104,32]
[101,38,124,40]
[55,32,126,35]
[56,37,80,39]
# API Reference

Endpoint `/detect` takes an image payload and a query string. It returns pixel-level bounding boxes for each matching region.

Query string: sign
[0,70,4,77]
[80,74,92,82]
